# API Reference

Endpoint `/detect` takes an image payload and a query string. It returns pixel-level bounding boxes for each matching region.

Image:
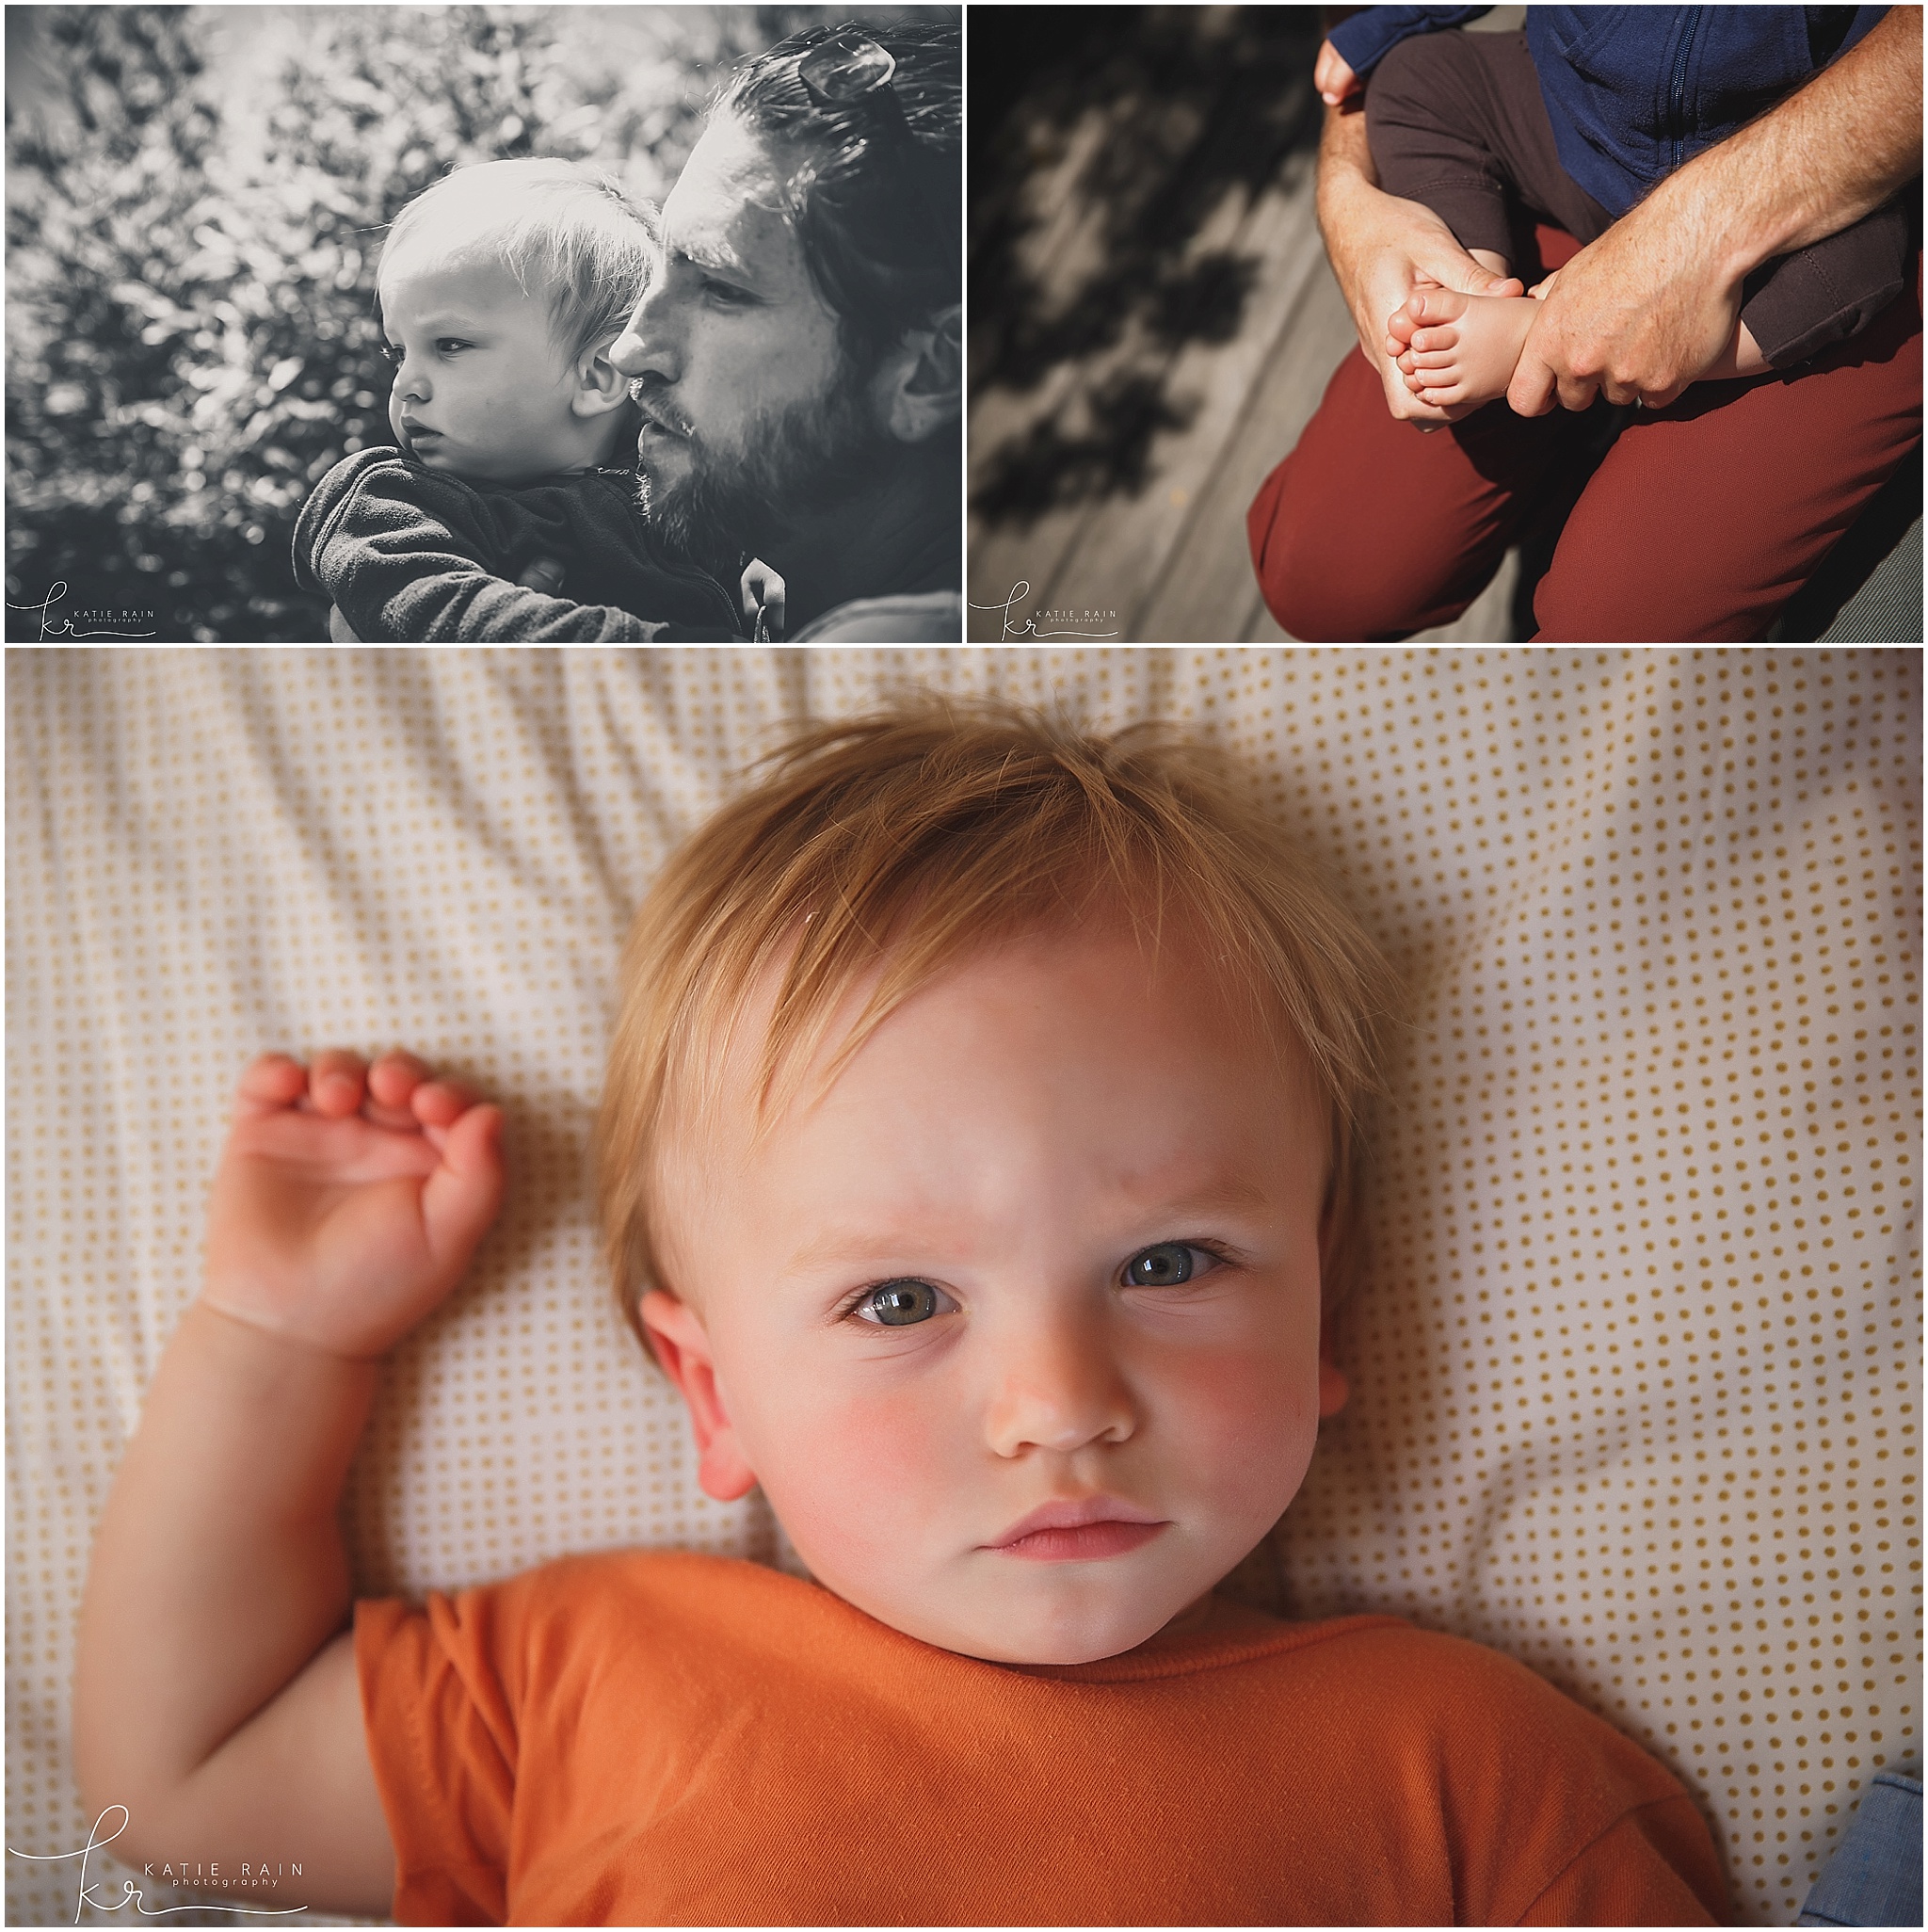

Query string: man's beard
[635,367,892,585]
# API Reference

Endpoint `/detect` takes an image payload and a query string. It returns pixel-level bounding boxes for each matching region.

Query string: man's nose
[984,1302,1137,1458]
[610,282,679,382]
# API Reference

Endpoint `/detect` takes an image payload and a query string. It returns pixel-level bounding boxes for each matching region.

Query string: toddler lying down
[74,703,1729,1924]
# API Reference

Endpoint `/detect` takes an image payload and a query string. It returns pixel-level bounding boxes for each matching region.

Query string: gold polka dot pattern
[7,648,1916,1928]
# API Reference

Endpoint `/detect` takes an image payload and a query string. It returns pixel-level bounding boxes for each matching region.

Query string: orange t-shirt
[355,1551,1728,1926]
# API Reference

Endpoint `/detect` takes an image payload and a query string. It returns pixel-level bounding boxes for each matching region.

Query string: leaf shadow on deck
[969,6,1325,528]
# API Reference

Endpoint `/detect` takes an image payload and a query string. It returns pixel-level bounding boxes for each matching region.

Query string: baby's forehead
[378,243,543,317]
[691,920,1324,1153]
[647,923,1331,1292]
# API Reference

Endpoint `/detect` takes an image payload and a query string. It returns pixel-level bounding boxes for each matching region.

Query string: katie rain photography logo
[968,579,1121,641]
[5,582,158,641]
[8,1806,309,1920]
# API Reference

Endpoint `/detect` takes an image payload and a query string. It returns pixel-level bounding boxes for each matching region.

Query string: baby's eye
[1122,1242,1220,1289]
[435,338,472,355]
[376,342,402,364]
[854,1279,947,1327]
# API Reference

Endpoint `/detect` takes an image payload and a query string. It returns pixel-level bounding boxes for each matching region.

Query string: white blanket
[8,647,1918,1926]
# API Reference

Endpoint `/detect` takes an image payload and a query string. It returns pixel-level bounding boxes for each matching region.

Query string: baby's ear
[571,340,635,420]
[638,1290,759,1501]
[871,302,961,443]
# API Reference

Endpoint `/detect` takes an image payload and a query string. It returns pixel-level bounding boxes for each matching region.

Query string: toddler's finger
[422,1103,506,1264]
[367,1050,431,1112]
[308,1048,368,1117]
[234,1053,308,1114]
[411,1077,479,1128]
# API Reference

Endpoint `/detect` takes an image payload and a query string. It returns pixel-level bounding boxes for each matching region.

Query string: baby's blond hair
[598,700,1397,1343]
[380,156,653,362]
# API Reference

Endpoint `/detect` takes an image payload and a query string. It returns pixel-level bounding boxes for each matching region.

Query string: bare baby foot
[1385,286,1541,411]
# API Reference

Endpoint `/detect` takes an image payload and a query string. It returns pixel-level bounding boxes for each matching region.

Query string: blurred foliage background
[5,5,903,641]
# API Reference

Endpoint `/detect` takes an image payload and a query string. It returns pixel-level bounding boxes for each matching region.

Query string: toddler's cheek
[747,1386,956,1570]
[1156,1343,1325,1515]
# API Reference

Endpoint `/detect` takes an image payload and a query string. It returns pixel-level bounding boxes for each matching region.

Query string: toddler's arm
[293,449,738,641]
[72,1050,505,1915]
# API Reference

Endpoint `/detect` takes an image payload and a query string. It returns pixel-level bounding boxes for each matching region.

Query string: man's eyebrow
[666,234,763,286]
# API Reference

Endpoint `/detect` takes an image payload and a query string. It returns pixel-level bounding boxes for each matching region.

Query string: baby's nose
[984,1312,1137,1457]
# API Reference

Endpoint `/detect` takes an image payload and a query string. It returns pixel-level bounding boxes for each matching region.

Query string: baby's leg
[1384,282,1543,411]
[1366,36,1521,270]
[1365,33,1586,414]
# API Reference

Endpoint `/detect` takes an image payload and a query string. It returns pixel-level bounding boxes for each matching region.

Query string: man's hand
[1316,100,1524,424]
[1506,212,1743,413]
[1508,4,1921,414]
[204,1049,504,1361]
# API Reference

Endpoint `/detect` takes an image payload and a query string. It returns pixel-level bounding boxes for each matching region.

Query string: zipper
[598,466,742,632]
[1666,7,1702,173]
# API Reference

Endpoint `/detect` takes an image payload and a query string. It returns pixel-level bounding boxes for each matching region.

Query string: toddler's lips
[987,1497,1168,1563]
[995,1521,1166,1561]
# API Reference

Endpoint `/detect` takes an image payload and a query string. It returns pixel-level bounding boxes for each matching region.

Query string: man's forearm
[1657,5,1921,284]
[1314,101,1377,258]
[73,1305,375,1824]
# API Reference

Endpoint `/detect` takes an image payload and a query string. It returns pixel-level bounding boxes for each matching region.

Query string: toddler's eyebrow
[779,1182,1276,1280]
[403,310,488,332]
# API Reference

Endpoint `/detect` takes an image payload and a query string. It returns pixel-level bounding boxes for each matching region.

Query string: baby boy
[74,704,1729,1924]
[293,156,765,641]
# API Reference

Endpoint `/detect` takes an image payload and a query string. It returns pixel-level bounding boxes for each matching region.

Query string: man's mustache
[628,379,696,439]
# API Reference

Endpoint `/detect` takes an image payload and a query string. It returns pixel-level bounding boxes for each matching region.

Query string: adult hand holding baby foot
[1312,72,1523,427]
[1385,282,1545,418]
[204,1049,505,1361]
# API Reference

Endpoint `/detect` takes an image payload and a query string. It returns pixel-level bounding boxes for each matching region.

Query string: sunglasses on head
[795,30,898,107]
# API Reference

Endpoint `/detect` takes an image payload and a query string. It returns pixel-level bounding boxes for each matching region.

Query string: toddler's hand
[202,1051,505,1361]
[1314,39,1360,106]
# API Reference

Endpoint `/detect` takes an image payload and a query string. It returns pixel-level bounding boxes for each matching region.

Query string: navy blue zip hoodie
[1327,6,1889,217]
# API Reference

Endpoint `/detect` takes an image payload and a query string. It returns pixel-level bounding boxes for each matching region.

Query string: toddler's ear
[571,341,635,420]
[638,1290,759,1500]
[1317,1310,1349,1419]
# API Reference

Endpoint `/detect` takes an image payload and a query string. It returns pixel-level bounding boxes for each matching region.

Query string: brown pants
[1365,27,1914,368]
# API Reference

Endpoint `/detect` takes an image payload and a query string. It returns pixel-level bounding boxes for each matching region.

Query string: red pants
[1248,237,1922,641]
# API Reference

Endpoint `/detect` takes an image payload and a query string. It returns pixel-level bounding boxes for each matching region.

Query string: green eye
[1124,1243,1197,1288]
[861,1280,940,1326]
